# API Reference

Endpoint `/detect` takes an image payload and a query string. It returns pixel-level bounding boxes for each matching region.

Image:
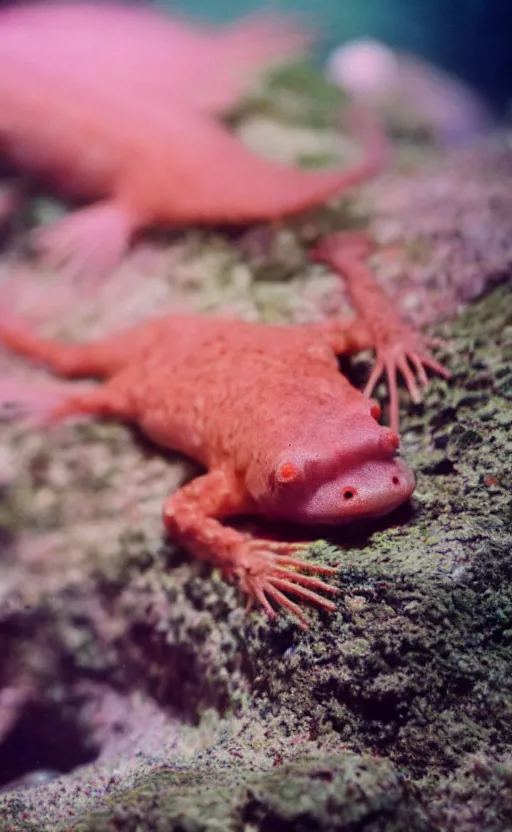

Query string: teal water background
[159,0,511,112]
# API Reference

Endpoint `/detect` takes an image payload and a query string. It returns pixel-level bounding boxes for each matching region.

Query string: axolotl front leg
[0,317,338,628]
[310,232,451,433]
[163,469,339,629]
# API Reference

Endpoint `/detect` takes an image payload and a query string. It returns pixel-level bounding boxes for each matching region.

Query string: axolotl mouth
[297,454,416,524]
[261,421,417,526]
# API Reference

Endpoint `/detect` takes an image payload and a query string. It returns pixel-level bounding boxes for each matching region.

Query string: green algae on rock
[65,753,436,832]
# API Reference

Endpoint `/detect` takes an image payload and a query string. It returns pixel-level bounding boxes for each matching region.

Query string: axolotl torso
[0,0,313,116]
[0,235,449,626]
[0,48,383,285]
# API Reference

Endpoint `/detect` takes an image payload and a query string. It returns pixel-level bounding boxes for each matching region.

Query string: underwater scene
[0,1,510,830]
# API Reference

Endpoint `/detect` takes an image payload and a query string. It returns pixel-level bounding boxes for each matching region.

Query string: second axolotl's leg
[31,199,140,288]
[310,232,451,433]
[163,471,338,629]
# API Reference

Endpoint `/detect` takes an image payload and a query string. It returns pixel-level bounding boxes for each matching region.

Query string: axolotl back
[114,317,416,526]
[0,278,439,625]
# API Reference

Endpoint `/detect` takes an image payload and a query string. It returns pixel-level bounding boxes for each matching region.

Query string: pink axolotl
[0,234,449,627]
[0,49,385,283]
[0,0,314,116]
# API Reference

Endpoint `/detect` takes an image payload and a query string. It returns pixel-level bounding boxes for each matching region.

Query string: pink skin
[0,1,315,116]
[0,236,449,627]
[0,46,386,286]
[259,410,415,524]
[0,1,315,286]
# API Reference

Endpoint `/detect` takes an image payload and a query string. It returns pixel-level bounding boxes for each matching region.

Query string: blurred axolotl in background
[0,0,316,116]
[0,1,391,286]
[0,47,385,284]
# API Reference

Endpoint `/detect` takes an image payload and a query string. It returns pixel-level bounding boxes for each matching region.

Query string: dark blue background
[165,0,512,113]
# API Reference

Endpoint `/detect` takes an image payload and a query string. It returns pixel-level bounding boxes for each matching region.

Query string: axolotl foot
[230,538,339,629]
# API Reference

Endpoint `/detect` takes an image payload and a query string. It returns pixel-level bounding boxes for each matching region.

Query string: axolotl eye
[370,399,382,421]
[266,421,415,525]
[275,460,303,484]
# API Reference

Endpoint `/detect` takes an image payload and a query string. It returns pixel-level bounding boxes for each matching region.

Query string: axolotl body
[0,0,314,116]
[0,46,384,283]
[0,235,449,626]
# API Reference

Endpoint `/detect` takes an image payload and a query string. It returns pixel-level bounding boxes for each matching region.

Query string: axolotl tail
[215,9,316,73]
[182,104,388,224]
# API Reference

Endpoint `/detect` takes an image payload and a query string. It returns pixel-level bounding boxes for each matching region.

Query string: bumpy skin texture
[0,42,384,282]
[0,236,448,626]
[0,1,314,116]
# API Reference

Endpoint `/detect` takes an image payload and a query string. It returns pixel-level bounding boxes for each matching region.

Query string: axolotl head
[246,399,415,525]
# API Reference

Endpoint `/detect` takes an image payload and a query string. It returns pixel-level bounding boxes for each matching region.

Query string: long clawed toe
[262,584,310,629]
[274,555,338,576]
[264,542,339,576]
[260,574,338,630]
[271,567,339,595]
[365,343,451,434]
[242,540,339,629]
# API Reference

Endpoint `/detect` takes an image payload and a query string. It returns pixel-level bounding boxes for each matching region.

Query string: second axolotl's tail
[214,9,317,72]
[185,102,389,224]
